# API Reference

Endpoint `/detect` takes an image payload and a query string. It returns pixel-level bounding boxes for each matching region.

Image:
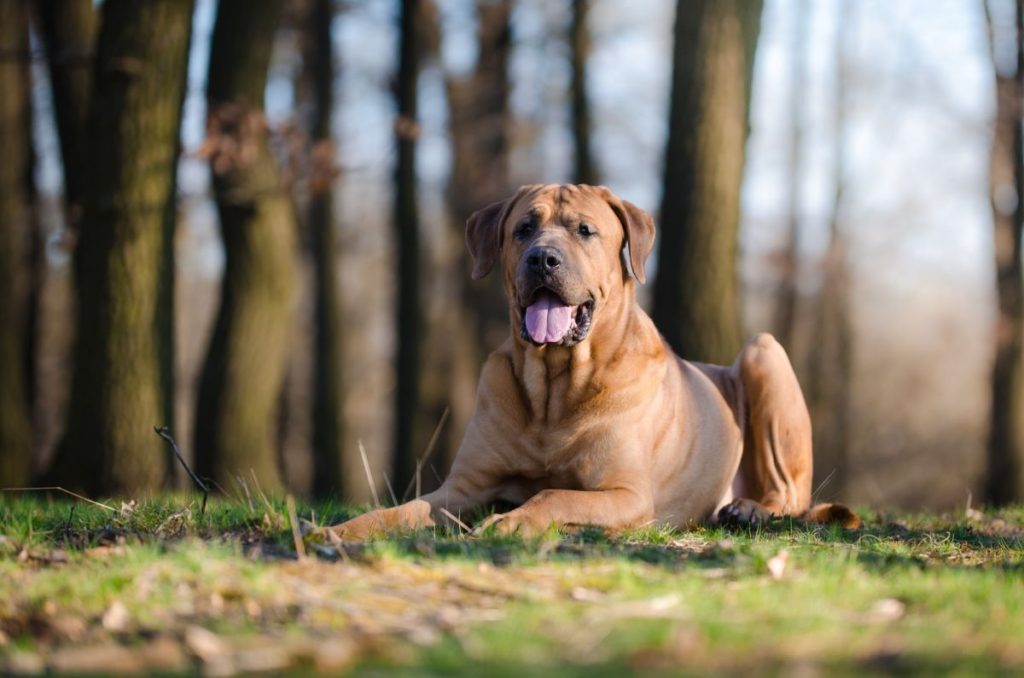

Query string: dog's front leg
[477,487,654,538]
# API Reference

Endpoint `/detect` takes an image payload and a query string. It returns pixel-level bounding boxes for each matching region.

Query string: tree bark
[194,0,297,492]
[984,0,1024,504]
[430,0,513,474]
[651,0,764,365]
[0,1,33,486]
[47,0,194,494]
[570,0,597,186]
[35,0,96,218]
[391,0,424,494]
[302,0,345,497]
[774,0,807,350]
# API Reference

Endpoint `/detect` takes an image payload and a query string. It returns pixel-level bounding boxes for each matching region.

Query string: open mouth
[520,289,594,346]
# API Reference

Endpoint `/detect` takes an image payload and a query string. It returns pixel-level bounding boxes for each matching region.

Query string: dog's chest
[520,347,595,425]
[506,423,592,490]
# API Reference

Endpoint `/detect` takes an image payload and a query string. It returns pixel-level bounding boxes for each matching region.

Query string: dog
[329,184,858,539]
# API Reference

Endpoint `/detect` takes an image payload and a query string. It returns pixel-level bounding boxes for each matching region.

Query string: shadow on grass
[3,495,1021,575]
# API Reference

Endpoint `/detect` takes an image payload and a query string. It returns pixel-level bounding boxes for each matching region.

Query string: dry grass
[0,494,1021,675]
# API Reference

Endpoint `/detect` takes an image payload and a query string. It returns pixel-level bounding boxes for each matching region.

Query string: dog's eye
[514,221,535,240]
[578,223,596,237]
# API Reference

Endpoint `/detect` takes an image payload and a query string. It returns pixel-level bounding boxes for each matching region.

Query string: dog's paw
[325,510,388,542]
[474,510,545,538]
[717,498,771,528]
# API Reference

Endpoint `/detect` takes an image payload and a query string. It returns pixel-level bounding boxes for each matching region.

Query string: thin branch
[286,495,307,560]
[153,426,210,514]
[382,472,399,507]
[1,487,115,512]
[402,407,449,501]
[439,507,471,534]
[358,440,381,508]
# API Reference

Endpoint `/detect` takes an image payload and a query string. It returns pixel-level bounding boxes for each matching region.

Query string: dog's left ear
[465,185,537,280]
[602,189,656,284]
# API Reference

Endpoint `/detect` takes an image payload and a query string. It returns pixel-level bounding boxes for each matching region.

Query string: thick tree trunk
[985,0,1024,504]
[47,0,194,494]
[194,0,296,492]
[570,0,596,186]
[36,0,95,218]
[302,0,345,497]
[651,0,764,365]
[391,0,424,494]
[431,0,513,474]
[0,1,33,486]
[33,0,96,476]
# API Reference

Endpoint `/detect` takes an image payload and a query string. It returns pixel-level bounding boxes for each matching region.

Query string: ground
[0,493,1021,675]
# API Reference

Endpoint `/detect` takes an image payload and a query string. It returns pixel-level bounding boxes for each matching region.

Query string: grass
[0,493,1022,675]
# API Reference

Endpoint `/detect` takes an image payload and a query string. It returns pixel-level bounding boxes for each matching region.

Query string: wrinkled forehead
[506,185,622,232]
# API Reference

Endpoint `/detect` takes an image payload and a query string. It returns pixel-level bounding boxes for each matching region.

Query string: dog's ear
[465,185,536,280]
[602,188,656,284]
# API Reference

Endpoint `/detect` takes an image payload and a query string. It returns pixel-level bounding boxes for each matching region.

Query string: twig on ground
[439,507,471,534]
[249,469,276,517]
[403,407,449,501]
[382,472,399,507]
[1,486,115,512]
[811,467,837,503]
[153,426,210,515]
[286,495,307,560]
[64,504,76,538]
[358,440,381,508]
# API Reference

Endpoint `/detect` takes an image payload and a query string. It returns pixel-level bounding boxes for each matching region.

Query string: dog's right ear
[465,185,536,280]
[465,200,506,280]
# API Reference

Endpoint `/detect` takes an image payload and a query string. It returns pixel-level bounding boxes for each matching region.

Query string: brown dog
[330,184,857,539]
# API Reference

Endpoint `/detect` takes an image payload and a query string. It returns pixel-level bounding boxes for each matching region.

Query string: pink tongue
[524,291,574,344]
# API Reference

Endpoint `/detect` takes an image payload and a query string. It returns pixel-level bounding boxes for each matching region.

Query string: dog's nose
[526,246,562,274]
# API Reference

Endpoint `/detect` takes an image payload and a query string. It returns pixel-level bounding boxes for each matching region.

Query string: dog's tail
[803,502,861,529]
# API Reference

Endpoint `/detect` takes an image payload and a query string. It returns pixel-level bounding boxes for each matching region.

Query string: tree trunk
[0,1,33,486]
[807,0,853,501]
[430,0,513,475]
[774,0,807,350]
[302,0,345,497]
[47,0,194,494]
[651,0,764,365]
[985,0,1024,504]
[570,0,596,186]
[194,0,296,492]
[36,0,95,219]
[391,0,424,494]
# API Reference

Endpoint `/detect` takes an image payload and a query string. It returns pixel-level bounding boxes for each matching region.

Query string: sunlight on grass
[0,494,1021,674]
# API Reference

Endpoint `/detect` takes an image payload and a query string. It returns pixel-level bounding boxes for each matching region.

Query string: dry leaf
[868,598,906,623]
[184,625,230,665]
[101,601,130,632]
[767,550,789,580]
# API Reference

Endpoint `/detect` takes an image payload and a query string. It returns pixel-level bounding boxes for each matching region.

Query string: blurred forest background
[1,0,1022,510]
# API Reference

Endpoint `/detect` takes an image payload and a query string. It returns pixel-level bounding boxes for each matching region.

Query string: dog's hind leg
[718,333,813,526]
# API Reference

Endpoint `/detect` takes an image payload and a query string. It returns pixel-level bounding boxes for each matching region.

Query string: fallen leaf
[184,625,230,665]
[767,550,789,580]
[101,601,130,632]
[868,598,906,623]
[569,586,605,602]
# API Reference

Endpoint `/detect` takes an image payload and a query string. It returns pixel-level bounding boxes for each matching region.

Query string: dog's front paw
[475,510,546,538]
[326,509,389,541]
[717,498,771,528]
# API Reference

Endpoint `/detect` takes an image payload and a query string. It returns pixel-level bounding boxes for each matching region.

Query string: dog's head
[466,184,655,347]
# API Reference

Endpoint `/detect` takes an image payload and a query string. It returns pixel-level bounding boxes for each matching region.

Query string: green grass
[0,493,1022,675]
